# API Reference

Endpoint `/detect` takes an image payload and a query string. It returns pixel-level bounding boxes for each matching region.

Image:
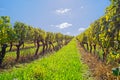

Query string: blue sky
[0,0,110,36]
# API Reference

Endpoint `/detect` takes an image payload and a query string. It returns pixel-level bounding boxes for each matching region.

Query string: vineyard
[76,0,120,79]
[0,17,73,66]
[0,0,120,80]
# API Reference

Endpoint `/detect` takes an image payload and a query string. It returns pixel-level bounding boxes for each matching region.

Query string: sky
[0,0,110,36]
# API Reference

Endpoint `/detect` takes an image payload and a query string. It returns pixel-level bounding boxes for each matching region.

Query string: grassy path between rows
[0,39,92,80]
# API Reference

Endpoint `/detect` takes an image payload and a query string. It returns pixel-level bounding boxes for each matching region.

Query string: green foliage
[0,16,11,44]
[112,67,120,76]
[26,26,34,41]
[14,22,28,42]
[46,32,55,42]
[77,0,120,63]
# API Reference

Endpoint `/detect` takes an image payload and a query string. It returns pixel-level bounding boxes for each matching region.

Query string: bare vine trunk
[35,40,40,56]
[9,42,13,51]
[0,44,7,66]
[15,41,23,61]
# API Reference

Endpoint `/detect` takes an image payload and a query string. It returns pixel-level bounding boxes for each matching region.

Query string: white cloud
[56,8,71,15]
[56,22,72,29]
[78,27,86,32]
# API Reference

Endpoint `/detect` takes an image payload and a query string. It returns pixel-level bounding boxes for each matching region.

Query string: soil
[77,44,120,80]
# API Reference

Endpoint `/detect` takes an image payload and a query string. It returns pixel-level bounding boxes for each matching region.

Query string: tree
[7,27,16,51]
[55,33,64,49]
[46,32,55,52]
[14,22,28,61]
[0,16,11,65]
[33,28,42,56]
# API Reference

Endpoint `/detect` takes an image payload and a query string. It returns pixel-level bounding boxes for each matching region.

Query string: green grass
[0,39,91,80]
